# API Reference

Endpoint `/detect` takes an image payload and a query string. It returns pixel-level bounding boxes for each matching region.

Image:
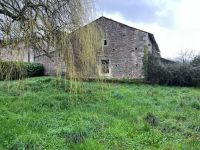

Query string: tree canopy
[0,0,101,78]
[0,0,96,51]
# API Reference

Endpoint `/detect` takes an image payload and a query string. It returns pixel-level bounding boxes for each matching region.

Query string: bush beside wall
[148,54,200,87]
[0,61,44,80]
[23,63,44,77]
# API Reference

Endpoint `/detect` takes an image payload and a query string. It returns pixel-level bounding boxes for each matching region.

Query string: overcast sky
[96,0,200,59]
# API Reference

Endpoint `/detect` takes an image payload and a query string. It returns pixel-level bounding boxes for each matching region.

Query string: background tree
[192,54,200,66]
[175,49,195,63]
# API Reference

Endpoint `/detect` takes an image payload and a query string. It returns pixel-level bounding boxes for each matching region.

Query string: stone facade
[0,43,34,62]
[35,16,160,78]
[34,51,65,76]
[95,17,160,79]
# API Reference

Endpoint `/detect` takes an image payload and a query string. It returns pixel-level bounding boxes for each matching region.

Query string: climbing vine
[143,45,149,80]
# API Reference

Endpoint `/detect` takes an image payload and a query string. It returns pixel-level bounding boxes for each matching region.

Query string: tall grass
[0,77,199,149]
[0,0,105,104]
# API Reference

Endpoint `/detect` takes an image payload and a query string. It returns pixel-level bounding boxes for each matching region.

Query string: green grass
[0,77,200,150]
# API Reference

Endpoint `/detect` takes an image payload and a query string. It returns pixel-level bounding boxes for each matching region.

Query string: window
[101,60,109,73]
[104,39,108,46]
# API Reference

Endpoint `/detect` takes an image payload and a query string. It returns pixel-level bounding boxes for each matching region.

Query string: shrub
[166,64,193,86]
[23,62,44,77]
[147,54,168,84]
[192,55,200,66]
[144,112,160,126]
[147,54,200,86]
[0,61,44,80]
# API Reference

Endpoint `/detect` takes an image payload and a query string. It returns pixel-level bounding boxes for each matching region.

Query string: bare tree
[175,49,195,63]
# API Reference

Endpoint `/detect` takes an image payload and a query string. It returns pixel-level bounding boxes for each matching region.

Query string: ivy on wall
[143,45,149,81]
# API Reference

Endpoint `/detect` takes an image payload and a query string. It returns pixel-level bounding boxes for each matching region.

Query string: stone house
[0,16,161,79]
[35,17,160,79]
[95,17,160,79]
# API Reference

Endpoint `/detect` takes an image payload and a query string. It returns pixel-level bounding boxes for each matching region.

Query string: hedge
[0,61,44,80]
[147,54,200,87]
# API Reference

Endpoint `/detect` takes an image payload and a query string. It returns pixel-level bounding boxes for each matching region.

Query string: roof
[148,33,160,52]
[161,57,176,64]
[96,16,151,34]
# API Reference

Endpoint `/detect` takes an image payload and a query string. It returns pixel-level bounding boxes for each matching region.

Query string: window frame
[101,59,109,74]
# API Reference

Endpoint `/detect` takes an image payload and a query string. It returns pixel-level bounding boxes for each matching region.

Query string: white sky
[97,0,200,59]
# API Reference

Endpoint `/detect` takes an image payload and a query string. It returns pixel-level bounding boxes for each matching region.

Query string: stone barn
[0,16,161,79]
[0,41,34,63]
[35,16,160,79]
[94,17,160,79]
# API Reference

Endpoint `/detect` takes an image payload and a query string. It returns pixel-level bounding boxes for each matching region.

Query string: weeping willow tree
[0,0,106,104]
[0,0,102,80]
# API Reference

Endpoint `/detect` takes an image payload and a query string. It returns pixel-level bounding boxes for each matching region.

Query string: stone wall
[0,43,34,62]
[34,51,66,76]
[95,17,159,79]
[34,17,160,79]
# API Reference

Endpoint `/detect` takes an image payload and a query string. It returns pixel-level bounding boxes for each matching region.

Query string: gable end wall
[96,18,152,79]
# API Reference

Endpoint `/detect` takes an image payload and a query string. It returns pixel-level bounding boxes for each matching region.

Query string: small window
[101,60,109,73]
[104,39,107,46]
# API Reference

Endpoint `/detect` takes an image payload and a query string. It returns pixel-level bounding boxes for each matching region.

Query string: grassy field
[0,77,200,150]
